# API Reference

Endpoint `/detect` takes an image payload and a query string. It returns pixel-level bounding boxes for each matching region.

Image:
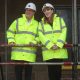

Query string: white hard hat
[42,3,54,11]
[25,2,36,11]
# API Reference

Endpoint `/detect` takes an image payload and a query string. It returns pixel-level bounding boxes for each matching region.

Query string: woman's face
[43,7,53,18]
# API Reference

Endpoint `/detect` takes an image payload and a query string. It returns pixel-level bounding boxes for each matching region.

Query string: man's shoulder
[15,17,25,23]
[17,17,23,21]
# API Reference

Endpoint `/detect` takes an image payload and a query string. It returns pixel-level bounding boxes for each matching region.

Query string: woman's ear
[50,9,53,15]
[52,9,53,13]
[52,9,56,14]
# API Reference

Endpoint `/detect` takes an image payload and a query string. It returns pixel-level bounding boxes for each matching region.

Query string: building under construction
[0,0,80,80]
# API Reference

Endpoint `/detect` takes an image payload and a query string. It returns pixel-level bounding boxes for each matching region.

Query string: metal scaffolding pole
[3,0,79,80]
[72,0,78,80]
[0,62,74,65]
[4,0,8,80]
[0,61,80,65]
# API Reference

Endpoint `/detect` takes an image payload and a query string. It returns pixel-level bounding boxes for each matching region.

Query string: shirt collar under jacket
[22,14,34,24]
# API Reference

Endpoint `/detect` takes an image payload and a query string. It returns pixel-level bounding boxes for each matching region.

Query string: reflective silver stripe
[42,47,48,51]
[40,21,45,34]
[59,18,66,30]
[61,26,66,29]
[12,48,36,54]
[7,37,14,39]
[45,40,50,46]
[59,17,62,31]
[16,31,36,36]
[7,29,15,34]
[16,19,18,32]
[57,39,64,44]
[53,30,62,33]
[44,31,52,34]
[39,29,43,33]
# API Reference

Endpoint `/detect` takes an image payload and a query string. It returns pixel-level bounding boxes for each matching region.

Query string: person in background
[7,2,38,80]
[38,3,68,80]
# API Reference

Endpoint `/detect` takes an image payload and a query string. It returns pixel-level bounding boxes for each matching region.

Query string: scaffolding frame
[2,0,79,80]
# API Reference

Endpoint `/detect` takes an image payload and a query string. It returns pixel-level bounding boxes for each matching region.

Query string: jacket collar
[22,14,34,24]
[42,14,58,23]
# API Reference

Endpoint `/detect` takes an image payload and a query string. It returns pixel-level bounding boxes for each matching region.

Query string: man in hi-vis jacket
[7,2,38,80]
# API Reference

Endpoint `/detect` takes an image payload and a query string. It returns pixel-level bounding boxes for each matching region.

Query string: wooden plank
[62,65,80,70]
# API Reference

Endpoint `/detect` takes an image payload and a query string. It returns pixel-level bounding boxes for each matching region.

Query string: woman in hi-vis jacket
[38,3,68,80]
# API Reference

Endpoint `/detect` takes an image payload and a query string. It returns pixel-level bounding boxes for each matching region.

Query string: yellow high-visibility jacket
[7,14,38,62]
[38,14,68,61]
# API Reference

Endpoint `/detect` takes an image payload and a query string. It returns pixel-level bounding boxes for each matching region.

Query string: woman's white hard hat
[42,3,54,11]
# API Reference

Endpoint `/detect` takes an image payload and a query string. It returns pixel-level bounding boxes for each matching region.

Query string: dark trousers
[15,64,32,80]
[0,57,4,80]
[46,59,62,80]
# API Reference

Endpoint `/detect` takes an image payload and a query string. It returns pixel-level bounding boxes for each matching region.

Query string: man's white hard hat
[42,3,54,11]
[25,2,36,11]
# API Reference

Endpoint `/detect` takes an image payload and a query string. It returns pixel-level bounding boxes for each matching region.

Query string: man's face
[25,8,35,19]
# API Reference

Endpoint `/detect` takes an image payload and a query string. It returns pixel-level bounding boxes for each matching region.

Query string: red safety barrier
[0,43,78,66]
[0,43,73,48]
[64,62,73,65]
[64,44,73,48]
